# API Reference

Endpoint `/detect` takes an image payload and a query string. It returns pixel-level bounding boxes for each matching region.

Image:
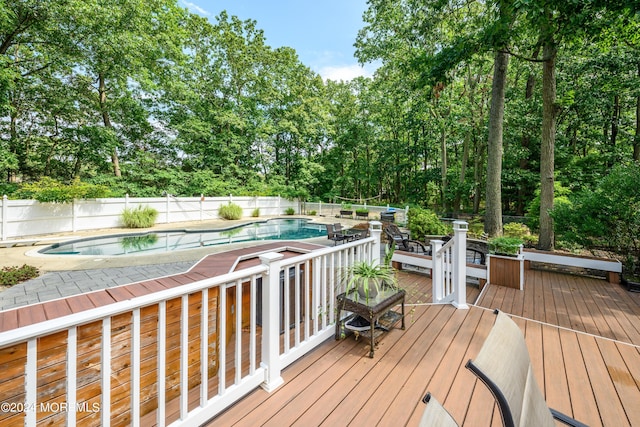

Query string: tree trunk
[635,63,640,161]
[473,139,484,214]
[98,73,121,177]
[485,49,509,237]
[538,40,558,251]
[516,46,539,216]
[610,94,620,148]
[440,125,448,213]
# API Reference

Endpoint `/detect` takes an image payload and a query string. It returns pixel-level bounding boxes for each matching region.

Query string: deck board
[210,269,640,427]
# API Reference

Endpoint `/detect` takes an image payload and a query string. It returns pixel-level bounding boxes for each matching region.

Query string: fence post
[452,221,469,309]
[72,199,77,232]
[165,193,170,224]
[200,194,204,221]
[431,240,444,303]
[259,252,285,392]
[369,221,383,265]
[1,195,7,241]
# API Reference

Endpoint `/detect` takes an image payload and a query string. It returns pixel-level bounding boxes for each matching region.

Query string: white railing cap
[452,220,468,230]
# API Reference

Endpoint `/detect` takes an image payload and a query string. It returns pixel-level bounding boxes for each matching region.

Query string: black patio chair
[383,223,429,254]
[325,224,349,245]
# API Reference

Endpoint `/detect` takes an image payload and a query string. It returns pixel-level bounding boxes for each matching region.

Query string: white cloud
[180,1,211,16]
[319,64,374,82]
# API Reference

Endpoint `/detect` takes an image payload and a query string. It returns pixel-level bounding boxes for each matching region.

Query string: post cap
[452,220,468,231]
[369,220,382,230]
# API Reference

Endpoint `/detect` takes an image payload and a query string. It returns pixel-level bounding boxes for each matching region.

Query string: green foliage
[340,203,352,210]
[504,222,537,247]
[342,257,397,303]
[0,264,39,286]
[503,223,530,239]
[407,207,449,240]
[355,208,369,215]
[525,182,573,231]
[488,236,523,256]
[0,182,19,197]
[551,163,640,269]
[308,210,317,216]
[468,220,486,239]
[121,205,158,228]
[218,203,243,220]
[16,178,111,203]
[284,207,296,215]
[2,0,638,224]
[251,208,260,217]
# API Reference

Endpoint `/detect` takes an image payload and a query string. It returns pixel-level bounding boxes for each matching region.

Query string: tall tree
[485,0,514,236]
[515,0,636,250]
[65,0,186,177]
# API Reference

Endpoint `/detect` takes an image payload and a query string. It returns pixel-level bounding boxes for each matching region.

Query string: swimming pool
[38,219,327,256]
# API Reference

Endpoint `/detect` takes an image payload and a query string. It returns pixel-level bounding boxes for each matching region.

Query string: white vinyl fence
[0,195,297,240]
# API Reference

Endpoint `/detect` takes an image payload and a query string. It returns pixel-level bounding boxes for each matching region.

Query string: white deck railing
[0,228,381,427]
[430,221,469,309]
[390,221,472,309]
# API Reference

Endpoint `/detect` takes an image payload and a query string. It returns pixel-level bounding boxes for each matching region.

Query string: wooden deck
[209,269,640,427]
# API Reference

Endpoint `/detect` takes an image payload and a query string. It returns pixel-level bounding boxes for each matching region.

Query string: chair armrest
[550,408,589,427]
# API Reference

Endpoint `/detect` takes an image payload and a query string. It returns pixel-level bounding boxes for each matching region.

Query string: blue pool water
[39,219,327,256]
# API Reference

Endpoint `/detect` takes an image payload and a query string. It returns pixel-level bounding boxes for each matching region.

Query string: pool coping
[0,216,355,272]
[29,217,328,258]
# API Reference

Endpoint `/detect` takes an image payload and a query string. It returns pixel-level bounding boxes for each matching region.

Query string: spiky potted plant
[340,246,398,333]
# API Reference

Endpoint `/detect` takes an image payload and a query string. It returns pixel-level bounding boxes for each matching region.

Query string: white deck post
[369,221,383,265]
[431,240,444,303]
[259,252,285,392]
[452,221,469,309]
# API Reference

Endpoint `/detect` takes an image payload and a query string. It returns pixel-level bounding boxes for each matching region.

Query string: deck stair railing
[430,221,469,309]
[0,225,381,427]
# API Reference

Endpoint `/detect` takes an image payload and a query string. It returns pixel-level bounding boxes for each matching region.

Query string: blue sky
[179,0,376,81]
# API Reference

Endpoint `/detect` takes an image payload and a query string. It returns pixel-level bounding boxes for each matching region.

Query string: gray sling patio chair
[465,310,589,427]
[419,393,460,427]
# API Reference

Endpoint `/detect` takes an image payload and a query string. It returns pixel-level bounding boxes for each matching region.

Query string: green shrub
[502,222,538,248]
[251,208,260,217]
[0,264,39,286]
[284,207,295,215]
[551,163,640,272]
[503,222,531,239]
[17,177,110,203]
[468,220,485,239]
[308,210,317,216]
[407,207,448,240]
[121,205,158,228]
[525,181,572,231]
[355,208,369,215]
[488,236,523,256]
[219,202,243,220]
